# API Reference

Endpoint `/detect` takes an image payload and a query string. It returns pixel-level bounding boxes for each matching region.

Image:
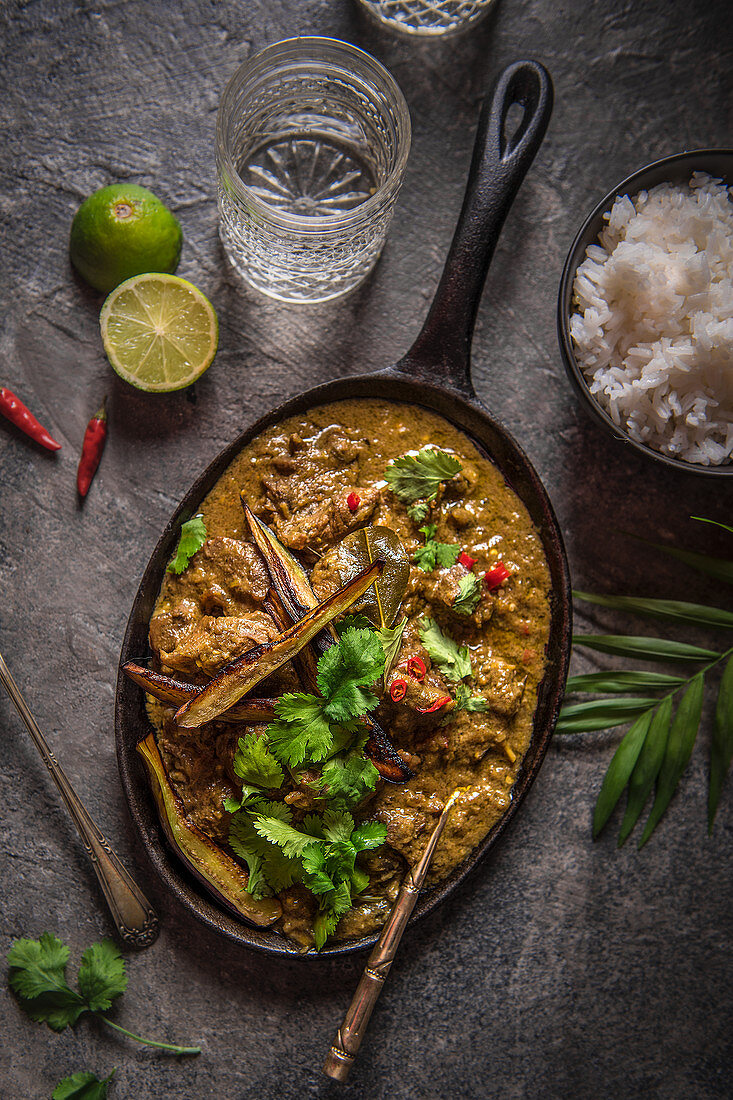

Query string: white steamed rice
[570,171,733,466]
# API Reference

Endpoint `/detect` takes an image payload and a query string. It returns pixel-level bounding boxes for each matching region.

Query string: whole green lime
[69,184,183,293]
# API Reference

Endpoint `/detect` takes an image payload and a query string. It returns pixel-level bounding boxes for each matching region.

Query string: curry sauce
[146,400,552,946]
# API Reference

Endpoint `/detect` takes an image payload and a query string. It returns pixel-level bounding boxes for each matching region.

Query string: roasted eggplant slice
[175,560,384,728]
[136,732,282,927]
[243,501,318,621]
[122,662,277,723]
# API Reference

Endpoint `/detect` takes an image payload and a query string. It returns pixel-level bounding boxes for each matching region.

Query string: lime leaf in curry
[167,514,206,574]
[385,447,462,506]
[322,526,409,629]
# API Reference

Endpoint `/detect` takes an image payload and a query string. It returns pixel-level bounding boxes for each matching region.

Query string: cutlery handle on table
[0,653,159,948]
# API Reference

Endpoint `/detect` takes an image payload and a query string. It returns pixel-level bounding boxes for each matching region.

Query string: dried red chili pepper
[406,656,426,681]
[417,696,451,714]
[389,678,407,702]
[346,491,361,513]
[484,561,511,591]
[77,397,108,498]
[0,387,61,451]
[458,551,476,571]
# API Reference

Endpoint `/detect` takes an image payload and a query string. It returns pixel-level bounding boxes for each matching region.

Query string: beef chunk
[154,611,279,677]
[476,657,526,716]
[275,485,379,551]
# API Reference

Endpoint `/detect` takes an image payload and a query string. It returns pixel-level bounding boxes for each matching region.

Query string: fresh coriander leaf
[7,933,87,1032]
[336,613,372,637]
[317,627,384,722]
[709,656,733,832]
[252,813,323,859]
[233,732,284,791]
[316,752,379,809]
[351,821,387,851]
[313,880,355,952]
[385,448,462,505]
[407,501,429,523]
[76,941,127,1013]
[452,573,481,616]
[413,524,461,573]
[453,684,489,712]
[300,845,336,896]
[267,693,335,766]
[167,515,206,575]
[376,618,406,686]
[321,809,356,846]
[53,1070,116,1100]
[593,710,653,837]
[7,933,70,1001]
[418,618,472,681]
[229,802,301,897]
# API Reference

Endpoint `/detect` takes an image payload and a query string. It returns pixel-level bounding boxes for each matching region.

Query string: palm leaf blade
[572,634,718,662]
[709,656,733,832]
[618,697,672,846]
[639,674,705,847]
[565,671,685,694]
[574,591,733,631]
[592,711,653,838]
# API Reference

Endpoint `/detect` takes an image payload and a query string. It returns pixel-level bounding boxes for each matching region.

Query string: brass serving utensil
[0,651,159,947]
[323,790,462,1082]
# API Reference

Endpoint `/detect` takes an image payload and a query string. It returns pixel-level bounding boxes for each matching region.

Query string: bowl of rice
[558,150,733,474]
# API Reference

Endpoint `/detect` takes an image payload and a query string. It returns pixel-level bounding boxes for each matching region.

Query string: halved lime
[100,273,218,392]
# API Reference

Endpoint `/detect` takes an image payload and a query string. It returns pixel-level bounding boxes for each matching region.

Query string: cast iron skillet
[116,59,572,957]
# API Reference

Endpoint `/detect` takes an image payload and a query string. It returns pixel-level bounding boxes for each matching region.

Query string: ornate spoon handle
[323,790,461,1082]
[0,651,159,948]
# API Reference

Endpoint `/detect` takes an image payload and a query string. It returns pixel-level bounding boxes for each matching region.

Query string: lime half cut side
[100,273,218,392]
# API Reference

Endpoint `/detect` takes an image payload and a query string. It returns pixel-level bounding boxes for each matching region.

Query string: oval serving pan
[116,60,572,957]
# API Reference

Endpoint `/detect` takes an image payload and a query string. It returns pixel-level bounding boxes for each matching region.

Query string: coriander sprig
[7,934,200,1055]
[560,515,733,845]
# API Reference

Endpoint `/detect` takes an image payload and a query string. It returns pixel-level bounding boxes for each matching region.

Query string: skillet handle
[396,60,553,394]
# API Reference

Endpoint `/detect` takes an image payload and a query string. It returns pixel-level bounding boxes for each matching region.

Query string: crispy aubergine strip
[175,560,384,728]
[122,662,277,722]
[243,501,413,784]
[136,732,281,927]
[263,586,320,689]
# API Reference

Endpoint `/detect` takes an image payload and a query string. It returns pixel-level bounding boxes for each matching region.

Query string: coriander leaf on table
[418,618,472,681]
[167,514,206,574]
[385,447,462,505]
[317,627,384,722]
[452,573,481,616]
[53,1070,116,1100]
[413,525,461,572]
[76,941,127,1013]
[7,934,200,1054]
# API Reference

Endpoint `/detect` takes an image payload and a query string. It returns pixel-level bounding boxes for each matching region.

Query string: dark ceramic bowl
[558,149,733,478]
[116,62,572,957]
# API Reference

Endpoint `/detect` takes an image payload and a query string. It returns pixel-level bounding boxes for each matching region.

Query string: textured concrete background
[1,1,732,1097]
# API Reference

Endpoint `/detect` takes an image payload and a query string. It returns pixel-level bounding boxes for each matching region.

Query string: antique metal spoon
[323,789,462,1082]
[0,651,159,947]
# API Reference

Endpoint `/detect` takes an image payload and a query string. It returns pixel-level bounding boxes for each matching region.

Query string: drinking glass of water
[357,0,495,36]
[216,38,411,303]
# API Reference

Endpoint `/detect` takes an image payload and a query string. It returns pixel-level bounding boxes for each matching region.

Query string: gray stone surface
[1,1,732,1097]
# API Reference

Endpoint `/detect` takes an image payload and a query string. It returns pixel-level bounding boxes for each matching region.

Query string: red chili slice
[484,561,511,591]
[406,656,426,681]
[346,492,361,513]
[417,695,451,714]
[458,551,476,571]
[389,678,407,702]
